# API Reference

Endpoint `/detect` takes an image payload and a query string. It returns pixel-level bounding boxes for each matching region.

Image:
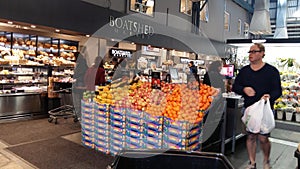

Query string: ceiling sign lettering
[110,48,132,58]
[109,16,154,37]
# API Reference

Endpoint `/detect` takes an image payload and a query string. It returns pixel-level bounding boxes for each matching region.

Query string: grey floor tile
[226,136,298,169]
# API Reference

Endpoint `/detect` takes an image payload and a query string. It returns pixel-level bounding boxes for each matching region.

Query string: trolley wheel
[48,117,53,123]
[54,119,58,124]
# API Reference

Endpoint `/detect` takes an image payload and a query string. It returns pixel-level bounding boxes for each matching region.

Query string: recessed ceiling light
[7,21,13,24]
[131,42,135,45]
[55,29,60,32]
[23,26,29,30]
[86,34,90,37]
[30,25,36,28]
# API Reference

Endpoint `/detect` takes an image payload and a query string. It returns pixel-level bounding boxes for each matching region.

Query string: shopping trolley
[48,82,79,124]
[108,149,234,169]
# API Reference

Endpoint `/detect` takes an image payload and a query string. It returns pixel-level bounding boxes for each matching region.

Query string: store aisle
[0,118,299,169]
[0,118,114,169]
[226,129,299,169]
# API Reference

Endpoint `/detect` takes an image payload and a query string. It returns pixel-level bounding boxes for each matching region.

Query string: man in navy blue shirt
[232,43,282,169]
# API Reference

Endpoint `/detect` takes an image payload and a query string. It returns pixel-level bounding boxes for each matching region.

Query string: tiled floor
[0,141,35,169]
[0,131,83,169]
[0,127,299,169]
[226,136,298,169]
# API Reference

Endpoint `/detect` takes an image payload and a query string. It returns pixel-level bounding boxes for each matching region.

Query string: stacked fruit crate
[81,100,95,149]
[81,101,204,155]
[94,103,110,154]
[163,117,202,151]
[109,106,127,155]
[143,112,164,149]
[125,109,145,149]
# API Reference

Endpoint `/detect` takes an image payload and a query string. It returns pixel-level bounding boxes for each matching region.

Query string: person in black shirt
[232,43,282,169]
[189,61,197,74]
[188,61,199,82]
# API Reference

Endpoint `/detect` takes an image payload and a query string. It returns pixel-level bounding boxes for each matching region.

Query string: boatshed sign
[109,16,154,37]
[109,48,132,58]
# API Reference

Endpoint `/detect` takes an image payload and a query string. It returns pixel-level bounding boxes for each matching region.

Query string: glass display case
[0,31,78,120]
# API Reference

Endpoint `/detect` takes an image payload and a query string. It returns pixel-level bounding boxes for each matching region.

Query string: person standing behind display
[188,61,199,82]
[201,60,225,150]
[203,60,225,93]
[232,43,282,169]
[84,56,106,91]
[73,52,88,87]
[72,52,88,121]
[108,57,119,77]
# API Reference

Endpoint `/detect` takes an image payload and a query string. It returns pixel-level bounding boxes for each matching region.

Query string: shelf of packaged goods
[12,44,36,51]
[0,92,43,97]
[60,49,77,53]
[52,65,75,69]
[0,73,35,76]
[51,74,67,77]
[37,47,51,53]
[0,42,10,48]
[0,82,47,85]
[0,64,48,68]
[51,48,59,53]
[51,74,74,77]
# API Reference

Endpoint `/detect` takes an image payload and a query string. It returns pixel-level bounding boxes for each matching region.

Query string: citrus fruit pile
[93,80,219,123]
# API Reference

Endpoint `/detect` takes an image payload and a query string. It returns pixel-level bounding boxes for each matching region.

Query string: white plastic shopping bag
[241,99,265,133]
[260,99,275,134]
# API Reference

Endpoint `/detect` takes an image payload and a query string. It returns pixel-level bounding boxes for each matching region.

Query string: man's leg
[258,134,271,163]
[247,133,257,164]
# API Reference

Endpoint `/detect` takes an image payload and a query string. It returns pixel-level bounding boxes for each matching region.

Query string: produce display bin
[81,100,204,155]
[108,149,234,169]
[294,149,300,168]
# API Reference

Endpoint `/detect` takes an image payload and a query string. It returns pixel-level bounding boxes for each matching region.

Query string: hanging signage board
[109,48,133,58]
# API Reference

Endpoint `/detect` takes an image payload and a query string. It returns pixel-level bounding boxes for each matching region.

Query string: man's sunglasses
[248,50,261,53]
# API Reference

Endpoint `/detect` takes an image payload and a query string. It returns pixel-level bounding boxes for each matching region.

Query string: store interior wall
[223,0,251,40]
[82,0,126,13]
[118,42,136,51]
[199,0,250,43]
[200,0,225,42]
[0,0,122,35]
[156,0,191,33]
[126,0,192,32]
